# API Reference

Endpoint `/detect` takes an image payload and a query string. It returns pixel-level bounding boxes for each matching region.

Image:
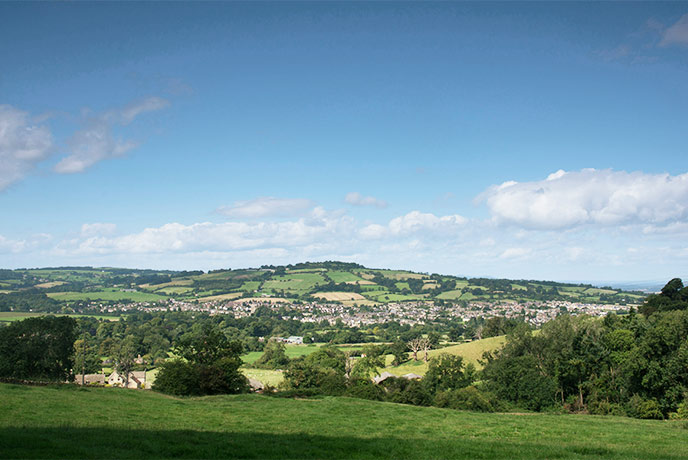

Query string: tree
[350,345,385,379]
[283,346,347,395]
[73,335,101,384]
[640,278,688,316]
[154,325,247,396]
[114,336,137,387]
[254,339,290,369]
[423,353,476,393]
[389,341,408,366]
[0,316,76,382]
[408,337,424,361]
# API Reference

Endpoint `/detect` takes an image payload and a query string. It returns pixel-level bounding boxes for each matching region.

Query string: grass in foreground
[1,383,687,459]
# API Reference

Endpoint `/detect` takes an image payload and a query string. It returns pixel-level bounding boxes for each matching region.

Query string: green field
[155,286,193,295]
[384,335,507,376]
[1,383,686,459]
[241,368,284,387]
[46,289,168,302]
[435,289,464,299]
[242,344,322,365]
[262,273,327,293]
[328,270,366,283]
[0,312,119,322]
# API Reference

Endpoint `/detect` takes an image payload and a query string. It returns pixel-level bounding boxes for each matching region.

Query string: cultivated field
[1,384,685,459]
[194,292,243,302]
[312,292,367,302]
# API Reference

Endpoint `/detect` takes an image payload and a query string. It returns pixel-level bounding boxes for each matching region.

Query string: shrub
[435,386,495,412]
[669,399,688,420]
[626,395,664,420]
[345,378,385,401]
[587,399,627,417]
[384,378,433,406]
[153,359,201,396]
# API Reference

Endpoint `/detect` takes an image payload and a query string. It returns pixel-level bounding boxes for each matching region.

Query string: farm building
[72,374,106,385]
[107,371,148,389]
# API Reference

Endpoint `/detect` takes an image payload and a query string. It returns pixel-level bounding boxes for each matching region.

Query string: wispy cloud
[217,197,316,219]
[80,223,117,237]
[345,192,388,208]
[54,96,170,174]
[660,13,688,47]
[478,169,688,230]
[0,105,53,190]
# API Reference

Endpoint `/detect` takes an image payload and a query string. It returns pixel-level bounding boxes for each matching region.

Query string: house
[373,371,397,384]
[248,378,264,392]
[108,370,148,389]
[401,373,422,380]
[72,373,106,385]
[271,336,304,344]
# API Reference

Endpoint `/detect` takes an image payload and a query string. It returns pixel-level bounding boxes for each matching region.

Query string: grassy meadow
[0,312,119,322]
[1,383,686,459]
[46,289,168,302]
[383,335,507,376]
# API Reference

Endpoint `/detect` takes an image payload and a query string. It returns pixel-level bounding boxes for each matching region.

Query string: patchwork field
[1,384,685,459]
[0,263,647,308]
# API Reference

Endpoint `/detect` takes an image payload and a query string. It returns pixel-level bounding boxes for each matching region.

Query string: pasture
[1,383,686,459]
[0,312,119,322]
[46,289,168,302]
[327,270,366,283]
[242,344,321,365]
[262,273,327,293]
[384,335,507,375]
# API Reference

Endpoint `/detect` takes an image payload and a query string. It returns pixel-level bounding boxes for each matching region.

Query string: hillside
[1,383,686,459]
[382,335,507,376]
[0,262,646,310]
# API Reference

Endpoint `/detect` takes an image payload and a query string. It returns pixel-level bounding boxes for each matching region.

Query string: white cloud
[345,192,388,208]
[0,105,53,190]
[80,223,117,237]
[360,210,466,239]
[54,120,138,173]
[54,96,169,174]
[500,247,531,259]
[660,13,688,47]
[479,169,688,230]
[117,97,170,125]
[58,209,355,257]
[217,197,316,219]
[0,233,52,254]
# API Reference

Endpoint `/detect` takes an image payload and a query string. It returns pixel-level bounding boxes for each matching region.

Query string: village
[79,296,632,327]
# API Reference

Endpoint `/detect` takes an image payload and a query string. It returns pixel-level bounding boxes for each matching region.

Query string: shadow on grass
[0,426,679,460]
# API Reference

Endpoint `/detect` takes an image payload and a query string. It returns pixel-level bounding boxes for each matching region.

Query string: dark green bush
[434,386,495,412]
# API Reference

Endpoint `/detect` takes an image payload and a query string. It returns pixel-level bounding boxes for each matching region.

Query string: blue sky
[1,2,687,283]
